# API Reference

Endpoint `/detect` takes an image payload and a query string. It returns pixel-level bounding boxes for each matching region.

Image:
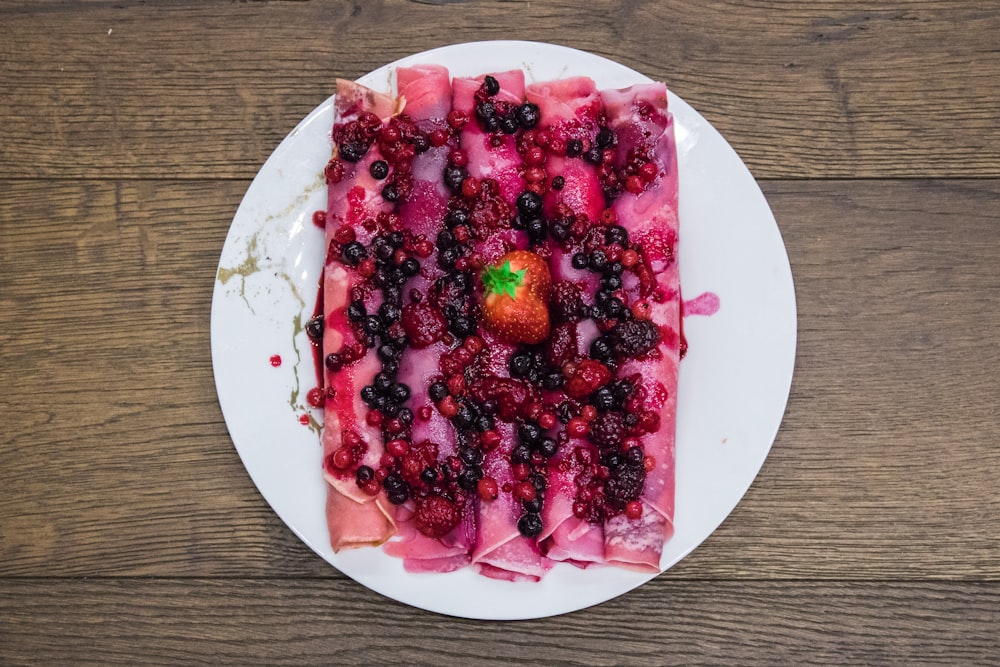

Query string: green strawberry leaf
[482,261,526,299]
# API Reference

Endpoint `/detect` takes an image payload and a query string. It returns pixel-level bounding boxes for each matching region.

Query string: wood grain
[1,579,997,666]
[0,1,998,179]
[3,1,999,661]
[1,179,997,579]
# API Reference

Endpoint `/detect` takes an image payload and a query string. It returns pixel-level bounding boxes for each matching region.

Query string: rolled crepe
[600,83,679,571]
[322,80,403,551]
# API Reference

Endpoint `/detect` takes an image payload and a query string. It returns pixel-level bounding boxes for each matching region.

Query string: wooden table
[2,2,998,664]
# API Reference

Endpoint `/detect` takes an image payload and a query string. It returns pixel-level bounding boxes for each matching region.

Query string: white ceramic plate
[211,41,796,619]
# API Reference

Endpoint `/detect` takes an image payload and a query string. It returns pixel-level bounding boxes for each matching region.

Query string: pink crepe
[600,83,679,572]
[322,80,403,551]
[452,72,550,581]
[381,65,475,570]
[526,77,609,566]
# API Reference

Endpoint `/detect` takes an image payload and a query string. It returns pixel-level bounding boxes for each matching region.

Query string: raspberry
[413,495,460,538]
[564,360,612,399]
[467,377,536,422]
[589,411,626,449]
[545,322,577,368]
[400,302,447,348]
[610,319,660,359]
[550,281,584,322]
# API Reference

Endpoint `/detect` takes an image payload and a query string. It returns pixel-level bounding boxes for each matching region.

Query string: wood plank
[1,180,998,578]
[0,1,998,179]
[0,579,997,665]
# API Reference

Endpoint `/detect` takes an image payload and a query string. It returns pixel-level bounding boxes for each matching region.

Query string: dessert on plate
[311,65,680,581]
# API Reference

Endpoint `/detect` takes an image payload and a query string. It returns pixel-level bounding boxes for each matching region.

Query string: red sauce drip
[269,355,282,367]
[310,269,325,389]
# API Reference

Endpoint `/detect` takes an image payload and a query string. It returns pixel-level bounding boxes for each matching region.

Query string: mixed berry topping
[317,73,677,545]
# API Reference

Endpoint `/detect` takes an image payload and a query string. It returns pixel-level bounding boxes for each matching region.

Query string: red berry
[386,438,409,457]
[366,410,383,426]
[640,162,658,182]
[643,455,656,472]
[564,360,613,399]
[413,495,460,538]
[511,463,531,481]
[333,226,355,244]
[538,412,557,430]
[513,481,537,502]
[429,128,450,147]
[448,149,468,167]
[477,477,499,501]
[625,501,643,520]
[331,447,353,469]
[311,210,327,229]
[437,395,459,419]
[625,175,644,194]
[567,418,590,438]
[480,430,501,451]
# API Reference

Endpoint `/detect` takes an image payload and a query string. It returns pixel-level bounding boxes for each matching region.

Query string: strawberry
[480,250,551,344]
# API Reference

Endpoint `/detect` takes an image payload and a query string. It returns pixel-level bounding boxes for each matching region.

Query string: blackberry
[397,407,414,425]
[596,127,615,148]
[550,281,583,322]
[604,462,646,510]
[450,315,476,338]
[356,465,375,484]
[611,319,660,358]
[589,412,626,449]
[377,343,400,363]
[589,336,613,361]
[551,175,565,190]
[571,253,589,270]
[363,315,384,336]
[601,275,622,292]
[565,138,583,157]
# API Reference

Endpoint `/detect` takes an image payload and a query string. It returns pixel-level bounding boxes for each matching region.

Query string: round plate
[211,41,796,619]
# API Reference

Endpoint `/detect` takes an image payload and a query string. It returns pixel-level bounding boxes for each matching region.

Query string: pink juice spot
[298,414,311,426]
[682,292,720,317]
[269,354,282,367]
